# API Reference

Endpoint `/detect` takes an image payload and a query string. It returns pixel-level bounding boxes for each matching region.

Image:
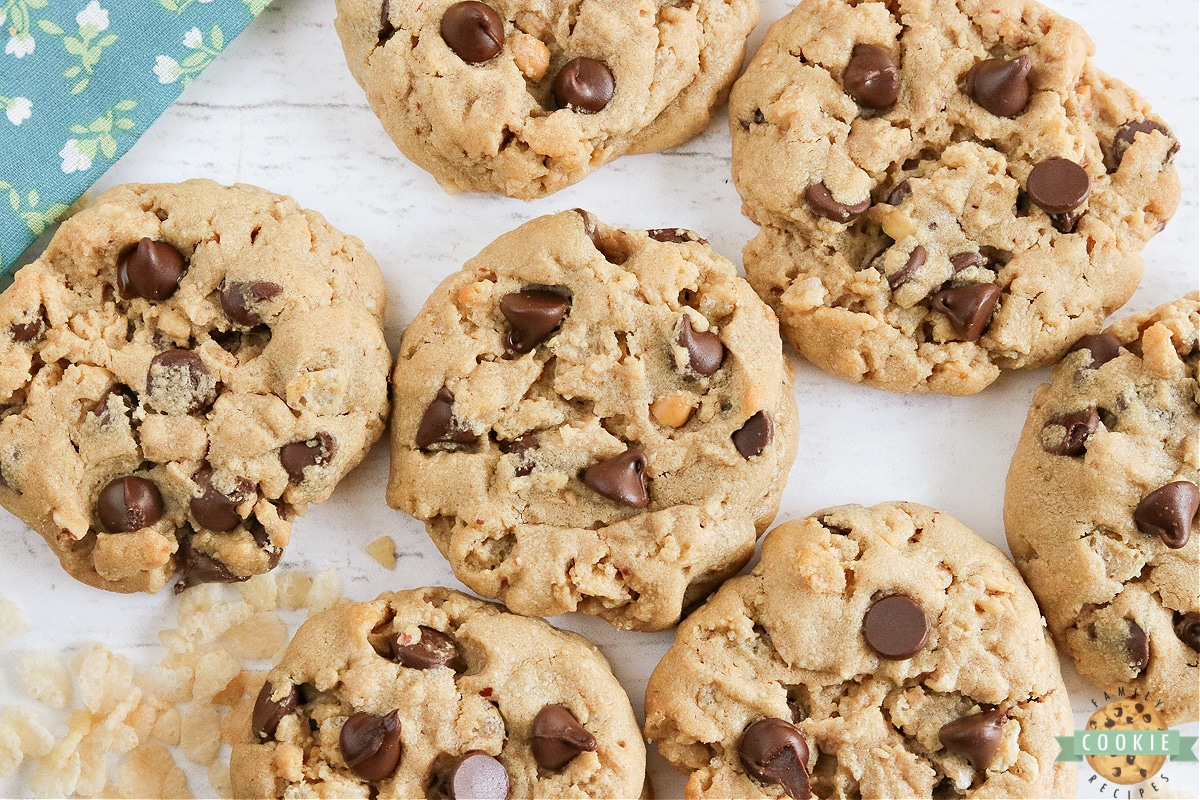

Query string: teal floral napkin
[0,0,270,277]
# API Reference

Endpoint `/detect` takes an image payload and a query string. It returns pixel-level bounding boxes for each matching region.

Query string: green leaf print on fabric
[60,99,137,171]
[56,1,119,94]
[154,24,223,87]
[0,179,70,237]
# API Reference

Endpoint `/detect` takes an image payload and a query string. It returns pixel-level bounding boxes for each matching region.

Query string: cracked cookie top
[645,502,1076,799]
[333,0,758,198]
[730,0,1180,394]
[386,210,797,631]
[1005,294,1199,724]
[0,180,390,593]
[229,587,646,799]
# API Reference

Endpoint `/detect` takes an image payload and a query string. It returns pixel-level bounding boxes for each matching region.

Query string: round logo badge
[1084,700,1167,785]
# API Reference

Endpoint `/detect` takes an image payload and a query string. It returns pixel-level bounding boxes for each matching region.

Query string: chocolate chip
[248,519,283,569]
[173,532,247,594]
[190,465,252,532]
[117,238,186,301]
[863,594,930,659]
[96,476,164,533]
[884,180,911,206]
[1125,621,1150,674]
[440,1,504,64]
[390,626,466,671]
[553,57,614,113]
[500,433,539,476]
[583,448,649,508]
[449,752,509,799]
[1174,613,1200,652]
[146,349,216,415]
[738,718,811,800]
[732,411,773,459]
[500,290,570,354]
[1026,158,1090,216]
[252,680,298,741]
[950,251,989,273]
[938,709,1005,769]
[843,44,899,109]
[1042,408,1100,456]
[929,283,1001,342]
[678,316,724,376]
[415,387,478,450]
[1051,209,1082,234]
[647,228,706,244]
[220,281,282,328]
[9,308,45,343]
[340,710,403,782]
[280,432,337,483]
[887,245,926,290]
[377,0,396,46]
[93,385,135,427]
[1134,481,1197,549]
[963,54,1032,117]
[805,182,870,224]
[531,705,597,771]
[1111,120,1177,168]
[1069,333,1122,369]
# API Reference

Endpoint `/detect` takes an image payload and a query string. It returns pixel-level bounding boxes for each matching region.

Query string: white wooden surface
[1,0,1197,797]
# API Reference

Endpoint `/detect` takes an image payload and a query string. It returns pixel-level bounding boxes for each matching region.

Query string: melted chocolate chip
[938,709,1005,769]
[1026,158,1090,216]
[391,626,466,671]
[647,228,706,244]
[531,705,596,771]
[340,710,403,782]
[884,181,911,206]
[1069,333,1122,368]
[964,54,1032,117]
[739,718,811,800]
[96,476,164,533]
[248,519,283,569]
[500,433,539,476]
[950,251,989,273]
[843,44,899,108]
[449,752,509,799]
[190,465,253,532]
[220,281,282,327]
[583,448,649,508]
[252,680,298,741]
[863,594,929,659]
[732,411,773,459]
[117,238,187,301]
[93,385,135,427]
[440,1,504,64]
[1125,621,1150,674]
[1174,613,1200,652]
[146,349,216,415]
[929,283,1002,342]
[805,182,870,224]
[1111,120,1177,168]
[9,308,45,343]
[173,533,247,594]
[887,245,927,290]
[500,290,570,354]
[415,387,478,450]
[377,0,396,45]
[280,432,337,483]
[678,316,724,377]
[553,57,614,113]
[1133,481,1198,549]
[1042,408,1100,456]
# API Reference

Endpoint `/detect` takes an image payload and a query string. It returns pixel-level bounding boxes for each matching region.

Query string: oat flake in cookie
[387,210,798,631]
[645,503,1077,798]
[731,0,1180,394]
[333,0,758,199]
[228,587,645,799]
[1006,294,1199,724]
[0,180,390,593]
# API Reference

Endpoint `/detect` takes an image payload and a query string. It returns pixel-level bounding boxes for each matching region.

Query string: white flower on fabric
[182,27,203,49]
[60,140,92,173]
[5,35,35,58]
[5,97,31,126]
[154,55,180,83]
[76,1,110,31]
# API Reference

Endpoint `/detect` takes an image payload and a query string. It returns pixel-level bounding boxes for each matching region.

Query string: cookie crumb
[365,535,398,569]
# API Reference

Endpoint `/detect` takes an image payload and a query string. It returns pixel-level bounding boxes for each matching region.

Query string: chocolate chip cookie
[731,0,1180,394]
[1005,294,1199,724]
[229,587,646,799]
[0,180,390,593]
[645,502,1076,798]
[333,0,758,199]
[387,209,798,631]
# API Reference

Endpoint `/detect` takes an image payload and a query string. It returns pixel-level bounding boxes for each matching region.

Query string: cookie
[1005,294,1199,725]
[333,0,758,199]
[229,587,646,799]
[0,180,390,593]
[645,502,1077,799]
[730,0,1180,394]
[387,209,798,631]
